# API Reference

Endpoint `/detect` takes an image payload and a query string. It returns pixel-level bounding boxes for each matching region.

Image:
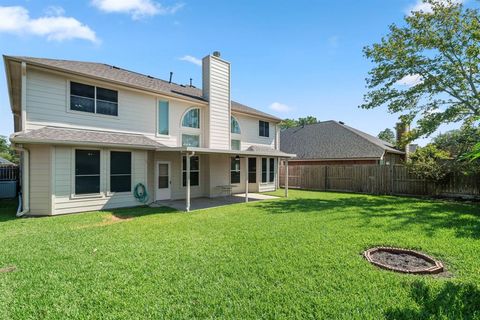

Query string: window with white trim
[231,116,241,134]
[261,157,275,183]
[182,134,200,147]
[182,108,200,128]
[259,120,269,137]
[110,151,131,192]
[70,82,118,116]
[231,139,241,150]
[182,156,199,186]
[231,157,240,184]
[75,149,100,194]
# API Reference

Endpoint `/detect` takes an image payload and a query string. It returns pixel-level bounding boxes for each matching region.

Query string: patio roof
[11,126,296,158]
[156,146,296,158]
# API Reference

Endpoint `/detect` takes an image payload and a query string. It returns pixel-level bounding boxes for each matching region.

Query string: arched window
[182,108,200,128]
[231,116,241,134]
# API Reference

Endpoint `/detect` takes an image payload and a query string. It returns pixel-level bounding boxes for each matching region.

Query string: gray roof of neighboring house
[280,120,404,160]
[5,56,281,122]
[11,126,163,149]
[0,156,15,166]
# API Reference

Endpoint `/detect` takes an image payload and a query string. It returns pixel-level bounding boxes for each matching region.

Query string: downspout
[13,145,30,217]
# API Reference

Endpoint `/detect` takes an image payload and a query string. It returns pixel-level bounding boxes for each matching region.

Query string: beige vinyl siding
[206,56,231,150]
[232,112,276,150]
[52,146,147,215]
[153,152,208,200]
[208,154,231,197]
[28,144,52,215]
[24,68,205,148]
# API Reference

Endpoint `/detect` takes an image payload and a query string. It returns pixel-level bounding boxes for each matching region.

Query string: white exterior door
[156,161,171,200]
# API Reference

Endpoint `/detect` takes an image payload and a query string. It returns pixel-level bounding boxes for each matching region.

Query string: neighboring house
[0,156,15,166]
[4,53,294,216]
[280,121,404,165]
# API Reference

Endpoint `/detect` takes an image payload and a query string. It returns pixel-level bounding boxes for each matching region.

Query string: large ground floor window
[261,157,275,183]
[248,158,256,183]
[182,156,199,186]
[110,151,132,192]
[75,149,100,194]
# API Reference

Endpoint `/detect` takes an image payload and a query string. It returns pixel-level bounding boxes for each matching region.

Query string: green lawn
[0,190,479,319]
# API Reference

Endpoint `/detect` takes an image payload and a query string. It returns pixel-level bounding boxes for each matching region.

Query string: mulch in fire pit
[364,247,444,275]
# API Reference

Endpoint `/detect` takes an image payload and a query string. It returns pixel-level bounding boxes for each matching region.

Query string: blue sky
[0,0,475,144]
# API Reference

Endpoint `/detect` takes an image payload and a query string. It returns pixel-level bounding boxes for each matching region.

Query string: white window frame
[68,80,119,117]
[107,149,133,196]
[156,99,171,137]
[260,157,275,184]
[181,155,200,188]
[71,147,105,199]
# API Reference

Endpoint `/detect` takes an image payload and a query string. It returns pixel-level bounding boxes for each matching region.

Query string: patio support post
[285,159,289,198]
[186,152,191,212]
[245,158,249,203]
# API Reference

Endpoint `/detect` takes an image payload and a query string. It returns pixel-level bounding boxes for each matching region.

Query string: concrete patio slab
[150,193,279,211]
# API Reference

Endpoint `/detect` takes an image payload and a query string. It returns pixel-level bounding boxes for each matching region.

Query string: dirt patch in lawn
[75,214,133,229]
[0,265,17,273]
[364,247,444,275]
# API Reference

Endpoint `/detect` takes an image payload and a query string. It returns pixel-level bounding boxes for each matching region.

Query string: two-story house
[4,52,294,216]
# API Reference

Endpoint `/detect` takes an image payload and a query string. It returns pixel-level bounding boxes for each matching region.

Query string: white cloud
[179,55,202,66]
[407,0,464,15]
[44,5,65,16]
[0,6,99,43]
[396,74,424,86]
[269,102,292,113]
[91,0,184,19]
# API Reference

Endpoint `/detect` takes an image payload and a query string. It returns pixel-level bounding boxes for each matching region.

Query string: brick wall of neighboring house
[287,159,379,166]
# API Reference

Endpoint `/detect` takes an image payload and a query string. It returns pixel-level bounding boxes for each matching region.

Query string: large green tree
[377,128,396,145]
[0,136,17,164]
[361,0,480,141]
[279,116,319,129]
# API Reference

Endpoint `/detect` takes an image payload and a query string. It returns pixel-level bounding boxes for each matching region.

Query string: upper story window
[182,108,200,128]
[70,82,118,116]
[231,139,241,150]
[259,120,269,137]
[182,134,200,147]
[157,100,169,135]
[231,116,241,134]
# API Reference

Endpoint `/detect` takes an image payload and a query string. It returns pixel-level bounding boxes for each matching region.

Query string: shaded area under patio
[150,193,279,211]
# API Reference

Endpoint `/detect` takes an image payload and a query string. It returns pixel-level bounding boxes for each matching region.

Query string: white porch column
[245,158,249,203]
[186,153,191,212]
[284,159,289,198]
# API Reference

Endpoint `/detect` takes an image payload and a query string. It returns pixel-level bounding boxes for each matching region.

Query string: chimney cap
[212,51,221,58]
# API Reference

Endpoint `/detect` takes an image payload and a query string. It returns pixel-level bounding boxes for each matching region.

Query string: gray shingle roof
[11,126,162,149]
[0,156,15,166]
[6,56,281,122]
[280,121,404,160]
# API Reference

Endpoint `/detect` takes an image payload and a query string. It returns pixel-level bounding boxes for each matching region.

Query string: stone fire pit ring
[364,246,444,274]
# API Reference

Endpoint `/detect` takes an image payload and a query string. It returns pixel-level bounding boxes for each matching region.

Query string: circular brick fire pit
[364,247,444,274]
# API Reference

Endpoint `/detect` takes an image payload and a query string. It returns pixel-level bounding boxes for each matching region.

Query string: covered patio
[151,193,280,211]
[154,145,295,212]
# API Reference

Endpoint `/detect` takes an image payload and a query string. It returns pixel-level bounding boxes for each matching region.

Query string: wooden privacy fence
[279,164,480,198]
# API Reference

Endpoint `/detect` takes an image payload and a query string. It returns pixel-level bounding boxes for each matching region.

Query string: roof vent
[339,121,345,125]
[169,72,173,83]
[213,51,221,58]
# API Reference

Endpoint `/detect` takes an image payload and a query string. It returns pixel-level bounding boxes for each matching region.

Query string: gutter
[12,144,29,217]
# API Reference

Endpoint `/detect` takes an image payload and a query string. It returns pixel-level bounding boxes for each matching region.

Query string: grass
[0,190,479,319]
